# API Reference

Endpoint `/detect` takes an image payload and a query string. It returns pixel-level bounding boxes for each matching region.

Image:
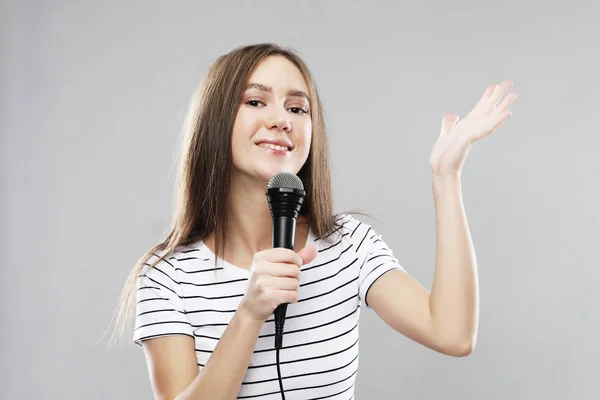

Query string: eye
[246,99,265,107]
[288,106,309,115]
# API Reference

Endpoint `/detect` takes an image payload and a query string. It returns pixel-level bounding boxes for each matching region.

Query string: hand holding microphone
[239,245,317,323]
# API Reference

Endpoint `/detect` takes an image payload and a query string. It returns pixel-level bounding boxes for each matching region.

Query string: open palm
[429,80,517,177]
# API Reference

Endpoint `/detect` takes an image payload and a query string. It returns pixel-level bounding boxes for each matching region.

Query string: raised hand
[429,81,517,177]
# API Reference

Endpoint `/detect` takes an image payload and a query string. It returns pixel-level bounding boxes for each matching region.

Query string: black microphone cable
[275,303,287,399]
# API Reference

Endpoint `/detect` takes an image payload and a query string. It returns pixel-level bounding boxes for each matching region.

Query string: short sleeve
[353,219,406,309]
[133,252,194,346]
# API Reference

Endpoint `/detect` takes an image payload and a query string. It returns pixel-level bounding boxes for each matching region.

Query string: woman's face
[231,55,312,186]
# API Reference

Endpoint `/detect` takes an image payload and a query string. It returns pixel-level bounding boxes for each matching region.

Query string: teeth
[259,143,289,151]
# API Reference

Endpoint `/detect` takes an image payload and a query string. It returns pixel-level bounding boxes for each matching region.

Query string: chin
[232,157,305,186]
[259,165,298,181]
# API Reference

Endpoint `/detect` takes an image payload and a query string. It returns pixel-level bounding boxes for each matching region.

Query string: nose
[268,108,291,132]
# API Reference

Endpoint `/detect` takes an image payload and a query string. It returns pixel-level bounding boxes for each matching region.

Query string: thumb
[297,243,318,266]
[440,114,459,137]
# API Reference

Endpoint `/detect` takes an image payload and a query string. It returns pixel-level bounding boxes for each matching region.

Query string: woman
[114,43,516,399]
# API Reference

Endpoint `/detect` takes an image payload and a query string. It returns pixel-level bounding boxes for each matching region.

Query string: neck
[205,173,309,269]
[226,174,274,257]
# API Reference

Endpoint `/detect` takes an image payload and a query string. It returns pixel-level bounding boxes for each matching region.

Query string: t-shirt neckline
[198,229,317,278]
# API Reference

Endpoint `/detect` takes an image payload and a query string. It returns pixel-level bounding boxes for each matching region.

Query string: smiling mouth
[257,143,291,152]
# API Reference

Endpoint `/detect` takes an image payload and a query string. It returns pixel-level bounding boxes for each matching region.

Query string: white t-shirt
[134,214,405,399]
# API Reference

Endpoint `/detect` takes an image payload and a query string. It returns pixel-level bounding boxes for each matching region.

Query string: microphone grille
[267,172,304,191]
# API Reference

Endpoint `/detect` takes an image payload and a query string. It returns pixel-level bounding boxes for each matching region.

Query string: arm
[142,307,264,400]
[140,245,317,399]
[367,80,516,356]
[367,175,477,356]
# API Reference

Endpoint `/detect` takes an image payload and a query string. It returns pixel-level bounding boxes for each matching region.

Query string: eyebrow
[245,83,310,102]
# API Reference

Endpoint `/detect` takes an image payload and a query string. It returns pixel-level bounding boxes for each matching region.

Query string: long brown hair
[108,43,341,347]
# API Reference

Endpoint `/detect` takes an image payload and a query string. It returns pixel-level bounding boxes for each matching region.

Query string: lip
[254,139,294,151]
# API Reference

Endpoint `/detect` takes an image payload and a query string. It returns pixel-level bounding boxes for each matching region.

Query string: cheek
[298,120,312,154]
[232,109,257,150]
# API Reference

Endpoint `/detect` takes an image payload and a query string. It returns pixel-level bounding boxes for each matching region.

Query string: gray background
[2,1,599,399]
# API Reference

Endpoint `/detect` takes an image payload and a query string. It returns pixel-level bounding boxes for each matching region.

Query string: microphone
[266,172,306,349]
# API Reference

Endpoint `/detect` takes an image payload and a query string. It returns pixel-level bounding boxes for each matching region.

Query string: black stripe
[356,227,372,252]
[192,307,359,339]
[256,307,359,339]
[181,248,201,254]
[139,275,247,300]
[364,268,399,307]
[242,353,359,385]
[151,253,177,270]
[191,322,229,329]
[136,297,169,305]
[138,285,160,291]
[298,276,358,303]
[135,332,194,342]
[174,266,225,274]
[319,233,349,252]
[359,262,386,287]
[180,277,248,290]
[237,370,357,398]
[135,320,191,330]
[286,294,356,320]
[138,274,179,297]
[186,308,237,315]
[181,274,248,286]
[144,264,180,285]
[350,222,361,238]
[196,322,359,355]
[310,384,354,400]
[302,245,353,272]
[136,308,185,317]
[252,321,359,354]
[315,219,351,242]
[366,253,393,263]
[301,258,357,287]
[181,292,244,301]
[170,256,210,262]
[246,337,359,369]
[194,334,220,341]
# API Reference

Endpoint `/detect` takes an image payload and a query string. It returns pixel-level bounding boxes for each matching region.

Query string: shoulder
[138,241,207,290]
[313,213,382,256]
[331,214,402,261]
[331,213,377,248]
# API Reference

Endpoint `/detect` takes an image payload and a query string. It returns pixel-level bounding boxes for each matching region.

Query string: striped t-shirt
[134,214,405,399]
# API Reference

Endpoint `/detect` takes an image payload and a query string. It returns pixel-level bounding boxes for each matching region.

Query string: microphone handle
[273,215,296,349]
[272,216,296,249]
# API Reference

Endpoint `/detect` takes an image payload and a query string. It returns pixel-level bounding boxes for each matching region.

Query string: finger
[471,83,497,115]
[494,92,517,115]
[488,80,513,111]
[297,243,318,265]
[268,263,301,279]
[481,83,497,100]
[274,289,299,304]
[272,276,300,291]
[489,110,512,132]
[440,114,459,136]
[260,248,303,267]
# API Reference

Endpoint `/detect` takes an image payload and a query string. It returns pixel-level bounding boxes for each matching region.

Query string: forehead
[247,55,308,93]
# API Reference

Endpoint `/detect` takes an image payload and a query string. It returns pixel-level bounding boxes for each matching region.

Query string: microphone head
[267,172,304,191]
[266,172,305,219]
